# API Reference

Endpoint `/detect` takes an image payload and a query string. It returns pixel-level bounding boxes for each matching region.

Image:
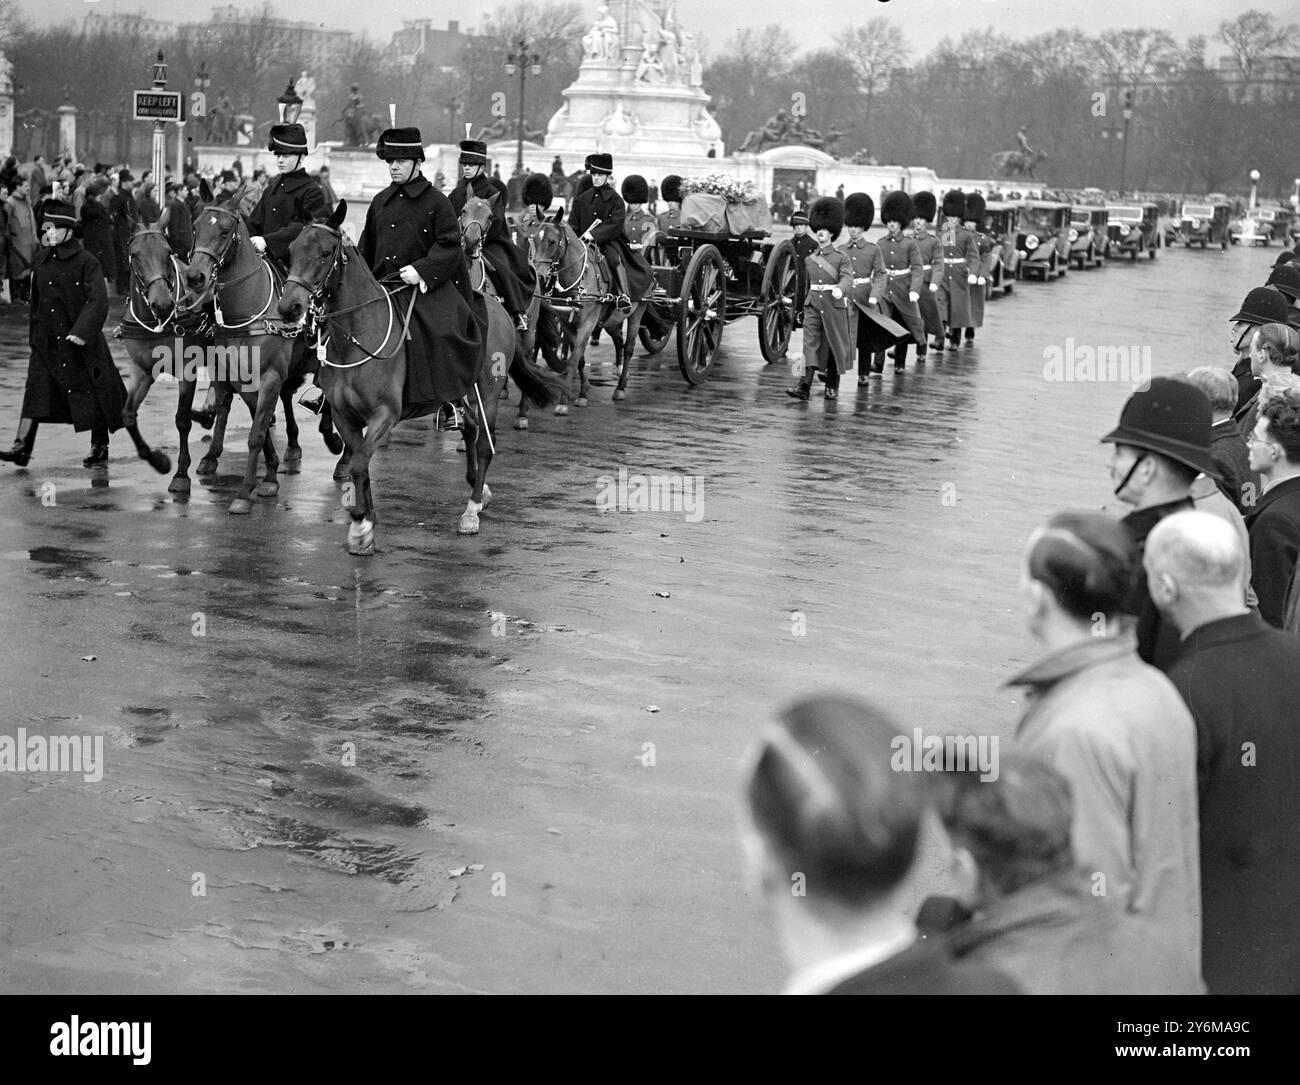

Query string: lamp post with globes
[504,40,542,178]
[150,51,168,197]
[1250,168,1260,213]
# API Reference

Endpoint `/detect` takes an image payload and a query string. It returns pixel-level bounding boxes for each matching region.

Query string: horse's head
[186,183,246,297]
[459,191,497,254]
[129,207,182,319]
[279,200,349,324]
[530,207,570,291]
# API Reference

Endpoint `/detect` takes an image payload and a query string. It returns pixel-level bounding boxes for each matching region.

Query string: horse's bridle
[285,221,347,308]
[534,223,587,296]
[190,203,242,274]
[127,228,188,333]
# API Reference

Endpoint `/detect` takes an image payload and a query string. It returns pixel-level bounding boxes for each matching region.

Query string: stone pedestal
[58,100,77,160]
[299,103,317,152]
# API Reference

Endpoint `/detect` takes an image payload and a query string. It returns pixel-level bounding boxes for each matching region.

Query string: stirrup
[297,385,325,415]
[614,293,633,315]
[515,313,529,332]
[436,401,466,432]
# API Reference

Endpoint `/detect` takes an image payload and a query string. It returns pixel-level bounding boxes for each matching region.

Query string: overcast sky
[16,0,1300,57]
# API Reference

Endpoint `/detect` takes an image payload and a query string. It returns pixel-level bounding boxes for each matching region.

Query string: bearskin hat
[522,173,553,209]
[881,190,913,227]
[942,189,966,219]
[965,192,986,224]
[912,190,936,223]
[843,192,875,230]
[661,174,684,204]
[621,174,649,204]
[808,196,844,238]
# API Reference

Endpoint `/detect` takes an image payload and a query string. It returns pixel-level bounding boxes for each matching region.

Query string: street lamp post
[1250,168,1260,213]
[194,61,211,147]
[504,40,541,178]
[276,79,302,125]
[1118,88,1134,194]
[151,51,168,197]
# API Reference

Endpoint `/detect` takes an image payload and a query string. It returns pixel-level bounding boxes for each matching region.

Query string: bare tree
[1216,9,1300,100]
[704,25,797,150]
[835,17,910,128]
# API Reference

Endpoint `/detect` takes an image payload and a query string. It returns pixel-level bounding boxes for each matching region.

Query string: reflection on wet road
[0,242,1262,992]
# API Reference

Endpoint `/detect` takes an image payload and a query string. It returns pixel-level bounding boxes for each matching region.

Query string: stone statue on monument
[583,5,621,62]
[294,71,316,113]
[0,52,13,97]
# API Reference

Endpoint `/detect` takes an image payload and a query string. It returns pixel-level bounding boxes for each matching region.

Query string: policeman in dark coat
[448,139,534,331]
[358,126,487,415]
[789,209,818,332]
[0,200,126,468]
[1228,287,1290,420]
[567,153,651,313]
[247,123,327,269]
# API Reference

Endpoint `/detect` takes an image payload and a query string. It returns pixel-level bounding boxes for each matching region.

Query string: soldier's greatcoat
[934,218,981,329]
[801,242,854,376]
[839,234,907,360]
[912,227,946,336]
[449,173,536,318]
[877,232,926,345]
[247,168,327,265]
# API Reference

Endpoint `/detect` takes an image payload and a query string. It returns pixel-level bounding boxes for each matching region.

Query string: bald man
[1145,510,1300,995]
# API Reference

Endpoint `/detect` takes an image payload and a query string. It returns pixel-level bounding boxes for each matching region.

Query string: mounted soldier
[359,126,487,429]
[448,139,535,332]
[567,152,651,315]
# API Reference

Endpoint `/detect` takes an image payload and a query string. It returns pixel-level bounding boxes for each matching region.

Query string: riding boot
[0,418,38,466]
[612,265,633,315]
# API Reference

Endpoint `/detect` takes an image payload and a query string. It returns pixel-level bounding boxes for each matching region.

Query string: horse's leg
[560,307,598,414]
[459,363,500,535]
[280,383,302,464]
[170,379,197,494]
[345,405,395,556]
[197,385,233,475]
[230,362,283,513]
[318,399,345,455]
[613,303,647,402]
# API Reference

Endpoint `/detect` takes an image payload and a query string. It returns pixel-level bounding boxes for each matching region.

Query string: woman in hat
[0,200,126,468]
[448,139,535,332]
[872,191,925,375]
[787,197,852,401]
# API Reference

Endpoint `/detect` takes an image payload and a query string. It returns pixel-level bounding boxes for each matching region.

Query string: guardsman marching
[359,125,488,431]
[837,193,891,385]
[963,192,992,345]
[789,209,818,331]
[934,189,980,350]
[787,197,853,401]
[568,153,652,315]
[910,191,947,352]
[657,175,683,233]
[621,174,658,251]
[872,190,925,374]
[449,139,535,332]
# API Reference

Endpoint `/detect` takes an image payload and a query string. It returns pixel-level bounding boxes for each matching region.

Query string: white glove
[868,297,878,306]
[830,287,843,300]
[250,236,267,254]
[579,230,594,243]
[929,283,939,293]
[908,291,919,302]
[398,265,423,287]
[977,277,986,285]
[66,334,86,346]
[967,274,978,285]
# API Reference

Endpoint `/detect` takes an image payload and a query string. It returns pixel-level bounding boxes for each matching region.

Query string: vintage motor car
[1179,201,1232,248]
[1233,206,1287,246]
[1106,203,1160,259]
[983,201,1019,295]
[1068,206,1109,268]
[1015,200,1072,280]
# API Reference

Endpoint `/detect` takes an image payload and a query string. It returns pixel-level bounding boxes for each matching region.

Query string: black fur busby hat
[585,152,613,175]
[268,123,308,155]
[458,139,488,165]
[881,191,913,227]
[965,192,986,224]
[942,188,966,219]
[661,175,684,204]
[376,127,424,161]
[808,196,844,238]
[621,174,649,204]
[912,190,936,224]
[843,192,875,230]
[522,173,553,209]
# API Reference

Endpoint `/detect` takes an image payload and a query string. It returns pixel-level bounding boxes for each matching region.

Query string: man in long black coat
[108,170,138,296]
[0,200,125,468]
[1146,510,1300,994]
[448,139,534,331]
[247,124,327,269]
[359,127,487,415]
[567,152,651,311]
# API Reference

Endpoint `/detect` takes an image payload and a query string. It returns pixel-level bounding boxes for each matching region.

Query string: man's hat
[118,169,135,184]
[808,196,844,238]
[912,190,936,223]
[41,199,77,229]
[790,209,809,227]
[376,127,425,161]
[1266,263,1300,303]
[843,192,875,230]
[965,192,986,223]
[1100,377,1219,478]
[1230,286,1291,325]
[218,169,239,185]
[880,191,913,227]
[942,189,966,219]
[621,174,649,204]
[522,173,553,209]
[661,174,684,204]
[268,123,309,155]
[458,140,488,164]
[585,152,613,175]
[1272,249,1296,267]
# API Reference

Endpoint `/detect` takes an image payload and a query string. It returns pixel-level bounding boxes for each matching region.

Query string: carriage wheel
[758,239,797,363]
[676,245,726,385]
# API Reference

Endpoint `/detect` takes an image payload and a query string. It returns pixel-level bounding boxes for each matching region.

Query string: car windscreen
[1070,209,1090,224]
[1108,207,1142,223]
[1182,205,1213,218]
[1018,207,1058,232]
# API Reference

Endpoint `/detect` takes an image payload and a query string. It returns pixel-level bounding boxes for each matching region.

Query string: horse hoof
[284,445,303,464]
[323,431,345,456]
[333,457,351,482]
[256,481,280,497]
[514,417,528,430]
[168,475,191,495]
[458,508,482,535]
[575,396,589,408]
[347,519,375,555]
[146,449,172,474]
[228,497,253,515]
[456,440,466,452]
[196,456,219,476]
[612,388,627,401]
[481,484,491,509]
[555,404,569,416]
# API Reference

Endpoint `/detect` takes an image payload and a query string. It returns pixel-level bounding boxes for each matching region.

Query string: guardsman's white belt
[808,284,838,291]
[887,268,912,277]
[851,277,876,284]
[943,257,966,264]
[921,263,932,270]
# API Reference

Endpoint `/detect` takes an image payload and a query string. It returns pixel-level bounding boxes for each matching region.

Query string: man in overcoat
[910,191,946,350]
[247,124,327,270]
[872,190,925,373]
[934,189,980,349]
[567,152,651,314]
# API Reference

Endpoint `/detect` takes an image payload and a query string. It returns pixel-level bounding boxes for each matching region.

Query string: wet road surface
[0,238,1267,993]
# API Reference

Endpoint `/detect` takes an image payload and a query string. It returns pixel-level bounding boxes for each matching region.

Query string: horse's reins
[126,229,189,334]
[188,203,278,329]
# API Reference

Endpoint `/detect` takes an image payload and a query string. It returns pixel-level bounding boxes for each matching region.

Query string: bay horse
[185,187,337,514]
[525,209,652,419]
[275,199,563,554]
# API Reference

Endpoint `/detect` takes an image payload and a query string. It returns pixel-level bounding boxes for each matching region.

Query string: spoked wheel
[758,239,797,363]
[676,244,726,385]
